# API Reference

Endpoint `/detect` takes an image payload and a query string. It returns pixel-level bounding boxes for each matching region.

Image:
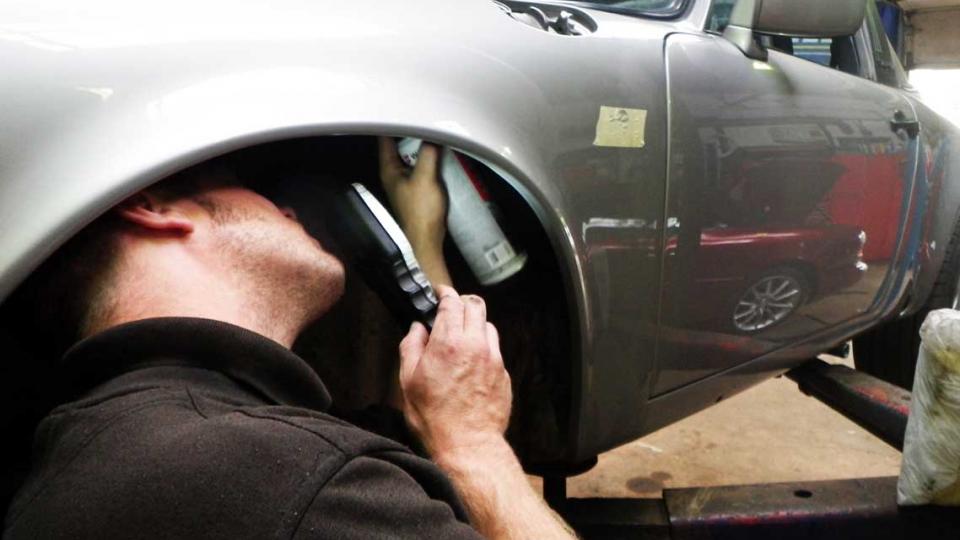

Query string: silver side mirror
[723,0,867,60]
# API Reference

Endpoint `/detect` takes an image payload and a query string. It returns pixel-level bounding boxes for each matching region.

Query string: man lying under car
[2,138,575,539]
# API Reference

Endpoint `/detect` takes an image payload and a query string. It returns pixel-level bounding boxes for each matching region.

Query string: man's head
[14,160,346,355]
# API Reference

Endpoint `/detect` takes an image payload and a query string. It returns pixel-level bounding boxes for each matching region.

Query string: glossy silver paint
[1,0,958,463]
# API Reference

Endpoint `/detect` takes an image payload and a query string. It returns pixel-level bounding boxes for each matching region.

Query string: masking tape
[593,106,646,149]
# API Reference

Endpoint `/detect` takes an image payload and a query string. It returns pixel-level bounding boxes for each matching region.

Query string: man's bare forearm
[434,438,576,540]
[397,254,572,537]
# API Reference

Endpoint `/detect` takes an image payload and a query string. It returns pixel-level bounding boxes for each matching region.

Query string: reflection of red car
[668,225,867,332]
[823,153,905,262]
[586,222,867,332]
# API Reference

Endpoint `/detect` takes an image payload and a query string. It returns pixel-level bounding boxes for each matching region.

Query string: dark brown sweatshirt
[3,318,482,539]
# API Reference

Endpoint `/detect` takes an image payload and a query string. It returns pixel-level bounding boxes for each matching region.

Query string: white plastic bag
[897,308,960,505]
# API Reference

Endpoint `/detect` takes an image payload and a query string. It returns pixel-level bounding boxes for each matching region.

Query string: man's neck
[91,256,305,348]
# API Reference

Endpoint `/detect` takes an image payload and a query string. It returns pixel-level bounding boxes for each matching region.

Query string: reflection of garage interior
[565,0,960,510]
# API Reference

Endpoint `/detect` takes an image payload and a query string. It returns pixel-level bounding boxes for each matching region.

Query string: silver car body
[2,0,959,462]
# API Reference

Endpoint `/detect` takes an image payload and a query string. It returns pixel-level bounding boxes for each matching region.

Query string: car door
[653,0,920,394]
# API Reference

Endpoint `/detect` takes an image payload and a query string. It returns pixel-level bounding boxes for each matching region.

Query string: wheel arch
[0,113,587,344]
[0,119,589,463]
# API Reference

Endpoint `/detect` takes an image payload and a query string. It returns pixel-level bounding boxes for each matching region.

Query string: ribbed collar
[59,317,332,411]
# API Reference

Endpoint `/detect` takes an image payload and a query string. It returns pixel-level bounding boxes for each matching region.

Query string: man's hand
[398,285,511,458]
[378,136,452,287]
[397,286,575,539]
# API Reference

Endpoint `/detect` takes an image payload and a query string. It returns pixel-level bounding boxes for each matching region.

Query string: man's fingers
[432,285,464,338]
[485,322,503,366]
[399,321,429,384]
[435,284,458,298]
[462,295,487,334]
[378,136,405,185]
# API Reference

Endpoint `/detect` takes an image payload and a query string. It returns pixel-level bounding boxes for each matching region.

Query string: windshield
[561,0,688,18]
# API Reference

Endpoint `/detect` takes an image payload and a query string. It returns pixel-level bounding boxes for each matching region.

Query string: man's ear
[115,193,195,235]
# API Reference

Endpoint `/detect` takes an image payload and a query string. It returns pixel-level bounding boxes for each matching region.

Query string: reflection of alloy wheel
[733,269,808,333]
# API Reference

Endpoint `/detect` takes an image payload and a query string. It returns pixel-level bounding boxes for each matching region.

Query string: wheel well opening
[0,134,575,470]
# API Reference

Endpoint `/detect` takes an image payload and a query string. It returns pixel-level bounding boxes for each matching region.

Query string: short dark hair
[4,159,239,360]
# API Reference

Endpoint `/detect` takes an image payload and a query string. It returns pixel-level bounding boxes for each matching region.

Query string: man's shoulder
[135,382,409,476]
[203,400,411,459]
[48,372,416,481]
[5,388,426,538]
[129,398,466,538]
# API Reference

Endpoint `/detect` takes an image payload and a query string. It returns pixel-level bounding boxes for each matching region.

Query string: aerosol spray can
[397,138,526,285]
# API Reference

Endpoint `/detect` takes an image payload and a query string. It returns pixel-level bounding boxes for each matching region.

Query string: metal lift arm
[551,359,960,539]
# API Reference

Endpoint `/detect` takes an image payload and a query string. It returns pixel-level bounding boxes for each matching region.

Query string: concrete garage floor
[530,352,902,498]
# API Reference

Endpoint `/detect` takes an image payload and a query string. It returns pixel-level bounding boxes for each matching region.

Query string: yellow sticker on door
[593,106,646,148]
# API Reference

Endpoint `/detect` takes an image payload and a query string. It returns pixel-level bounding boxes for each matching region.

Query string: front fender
[0,0,676,463]
[0,0,585,307]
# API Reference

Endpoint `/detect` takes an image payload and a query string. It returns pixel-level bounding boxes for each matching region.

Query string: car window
[784,37,862,77]
[863,0,909,88]
[707,0,867,78]
[582,0,678,8]
[706,0,736,33]
[791,38,832,66]
[563,0,688,17]
[709,0,909,87]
